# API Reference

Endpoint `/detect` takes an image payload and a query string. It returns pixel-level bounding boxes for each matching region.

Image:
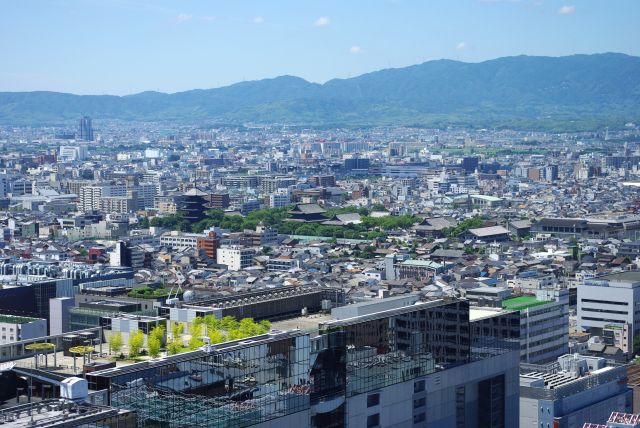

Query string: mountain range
[1,53,639,130]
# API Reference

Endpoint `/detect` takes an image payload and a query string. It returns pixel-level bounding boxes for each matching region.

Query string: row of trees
[106,316,272,359]
[107,325,166,359]
[139,205,416,240]
[169,316,271,354]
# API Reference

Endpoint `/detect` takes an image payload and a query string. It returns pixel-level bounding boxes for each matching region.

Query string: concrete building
[472,289,569,364]
[160,231,201,251]
[58,145,88,162]
[269,191,291,208]
[0,314,47,344]
[520,354,632,428]
[578,272,640,338]
[110,241,144,270]
[266,257,300,272]
[216,246,255,271]
[98,190,138,214]
[79,184,127,212]
[49,297,75,335]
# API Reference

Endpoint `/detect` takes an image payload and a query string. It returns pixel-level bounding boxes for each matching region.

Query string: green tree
[150,325,165,345]
[259,320,271,333]
[128,330,145,357]
[166,339,183,355]
[220,316,239,331]
[188,323,204,350]
[148,336,161,358]
[171,321,183,339]
[207,329,226,344]
[108,332,122,355]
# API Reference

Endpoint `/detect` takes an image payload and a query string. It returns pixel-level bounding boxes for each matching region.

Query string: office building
[209,192,230,209]
[520,354,632,428]
[462,156,479,173]
[160,231,202,251]
[110,241,144,270]
[578,272,640,337]
[217,246,255,271]
[77,116,94,141]
[59,145,88,162]
[269,191,291,208]
[310,175,336,187]
[472,289,569,364]
[344,157,370,173]
[86,299,520,428]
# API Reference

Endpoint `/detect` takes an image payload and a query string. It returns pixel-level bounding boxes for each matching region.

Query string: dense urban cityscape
[2,1,640,427]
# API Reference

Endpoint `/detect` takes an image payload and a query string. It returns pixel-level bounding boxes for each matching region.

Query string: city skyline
[1,0,639,95]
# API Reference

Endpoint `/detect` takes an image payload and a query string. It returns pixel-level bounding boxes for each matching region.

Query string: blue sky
[1,0,638,95]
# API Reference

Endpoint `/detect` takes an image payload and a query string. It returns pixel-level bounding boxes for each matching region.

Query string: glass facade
[88,332,311,428]
[308,300,471,426]
[470,310,520,361]
[87,300,520,428]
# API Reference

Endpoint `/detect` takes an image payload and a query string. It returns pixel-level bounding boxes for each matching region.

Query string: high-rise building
[344,157,370,173]
[77,116,94,141]
[86,298,520,427]
[578,272,640,338]
[462,156,479,173]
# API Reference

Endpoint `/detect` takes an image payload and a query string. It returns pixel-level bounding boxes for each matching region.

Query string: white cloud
[176,13,192,23]
[314,16,330,27]
[456,42,467,50]
[349,45,364,54]
[201,16,217,22]
[558,5,575,14]
[253,16,264,24]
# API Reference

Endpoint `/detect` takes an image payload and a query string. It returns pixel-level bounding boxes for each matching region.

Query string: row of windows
[582,307,629,315]
[582,316,627,324]
[524,333,567,350]
[581,299,628,306]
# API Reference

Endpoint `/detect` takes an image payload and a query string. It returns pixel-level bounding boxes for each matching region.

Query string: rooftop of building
[501,295,550,311]
[470,194,503,202]
[321,299,447,328]
[400,259,443,268]
[0,314,42,324]
[0,399,131,427]
[271,313,333,333]
[521,365,617,390]
[587,271,640,284]
[469,307,505,321]
[468,225,510,237]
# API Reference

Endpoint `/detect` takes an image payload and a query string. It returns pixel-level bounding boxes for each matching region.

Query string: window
[367,413,380,428]
[367,393,380,407]
[414,413,426,424]
[414,380,425,393]
[413,397,426,409]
